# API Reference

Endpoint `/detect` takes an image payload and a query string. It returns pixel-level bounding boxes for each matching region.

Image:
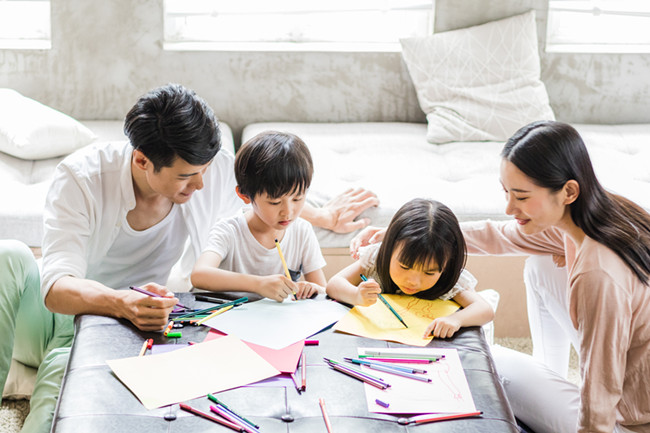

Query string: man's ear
[563,180,580,205]
[235,186,252,204]
[132,149,151,171]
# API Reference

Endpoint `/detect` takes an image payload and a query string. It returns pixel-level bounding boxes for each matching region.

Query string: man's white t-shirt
[204,213,326,280]
[88,204,188,290]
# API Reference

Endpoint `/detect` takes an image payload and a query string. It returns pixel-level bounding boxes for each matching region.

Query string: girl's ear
[563,180,580,205]
[235,186,252,204]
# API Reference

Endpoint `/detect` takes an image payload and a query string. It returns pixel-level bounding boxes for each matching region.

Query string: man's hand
[123,282,178,331]
[349,226,386,259]
[321,188,379,233]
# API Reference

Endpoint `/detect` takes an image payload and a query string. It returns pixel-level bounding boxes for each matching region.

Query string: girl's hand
[259,275,296,302]
[349,226,386,259]
[424,316,462,339]
[356,279,381,307]
[295,281,323,300]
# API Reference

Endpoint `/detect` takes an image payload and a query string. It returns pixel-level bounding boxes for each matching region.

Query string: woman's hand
[349,226,386,259]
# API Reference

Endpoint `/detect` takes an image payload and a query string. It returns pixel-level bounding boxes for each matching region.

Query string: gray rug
[0,337,578,432]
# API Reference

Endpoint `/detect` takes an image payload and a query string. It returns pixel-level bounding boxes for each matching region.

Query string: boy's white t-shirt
[204,213,326,280]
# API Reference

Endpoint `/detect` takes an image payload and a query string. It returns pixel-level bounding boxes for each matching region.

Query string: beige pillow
[400,11,555,144]
[0,88,97,160]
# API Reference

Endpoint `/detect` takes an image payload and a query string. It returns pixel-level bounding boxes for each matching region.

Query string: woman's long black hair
[503,120,650,284]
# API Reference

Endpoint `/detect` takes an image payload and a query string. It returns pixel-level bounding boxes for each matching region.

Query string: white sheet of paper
[203,297,349,349]
[107,335,280,409]
[361,347,477,414]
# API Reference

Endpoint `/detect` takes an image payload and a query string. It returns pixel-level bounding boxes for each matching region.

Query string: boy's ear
[235,186,252,204]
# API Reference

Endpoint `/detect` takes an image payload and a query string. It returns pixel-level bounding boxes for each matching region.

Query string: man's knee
[0,240,33,268]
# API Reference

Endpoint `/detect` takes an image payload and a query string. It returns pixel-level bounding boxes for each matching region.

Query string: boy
[191,131,326,301]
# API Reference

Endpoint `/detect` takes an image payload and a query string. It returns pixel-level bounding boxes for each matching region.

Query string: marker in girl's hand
[361,274,408,329]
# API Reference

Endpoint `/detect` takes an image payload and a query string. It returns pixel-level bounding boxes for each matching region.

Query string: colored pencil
[343,357,427,374]
[319,398,334,433]
[324,358,388,389]
[363,362,432,382]
[179,403,244,432]
[409,411,483,424]
[300,351,307,391]
[210,405,258,433]
[275,239,297,300]
[207,393,259,430]
[129,285,189,310]
[138,339,148,356]
[359,275,408,328]
[195,304,233,325]
[361,351,444,360]
[173,297,247,320]
[361,357,434,364]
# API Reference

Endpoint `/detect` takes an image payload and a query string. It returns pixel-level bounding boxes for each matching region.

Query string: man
[1,83,378,432]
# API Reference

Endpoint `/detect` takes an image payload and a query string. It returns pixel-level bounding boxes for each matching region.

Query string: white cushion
[400,11,555,144]
[0,88,97,160]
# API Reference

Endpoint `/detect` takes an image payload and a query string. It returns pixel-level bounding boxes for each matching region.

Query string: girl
[326,198,494,339]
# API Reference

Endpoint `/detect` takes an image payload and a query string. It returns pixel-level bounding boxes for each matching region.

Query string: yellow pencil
[195,304,233,325]
[275,238,297,300]
[138,339,148,357]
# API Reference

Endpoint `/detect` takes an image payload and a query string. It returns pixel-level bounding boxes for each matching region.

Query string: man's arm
[45,277,177,331]
[301,187,379,233]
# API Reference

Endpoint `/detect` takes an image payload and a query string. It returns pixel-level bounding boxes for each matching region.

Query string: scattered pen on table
[163,320,174,336]
[195,304,234,325]
[363,361,432,382]
[207,393,259,430]
[210,405,257,433]
[361,351,444,361]
[408,411,483,425]
[138,339,148,357]
[129,285,189,310]
[301,351,307,391]
[194,295,227,304]
[375,399,390,408]
[179,403,244,432]
[305,339,319,346]
[275,238,297,301]
[323,358,389,389]
[290,372,302,394]
[172,297,248,321]
[319,398,334,433]
[360,274,408,328]
[344,357,427,374]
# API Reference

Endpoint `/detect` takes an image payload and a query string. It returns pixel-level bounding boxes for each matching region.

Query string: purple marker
[375,399,390,408]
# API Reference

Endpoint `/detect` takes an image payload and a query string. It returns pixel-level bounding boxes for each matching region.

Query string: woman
[352,121,650,433]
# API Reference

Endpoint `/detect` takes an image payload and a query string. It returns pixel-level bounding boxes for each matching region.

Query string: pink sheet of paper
[205,329,304,374]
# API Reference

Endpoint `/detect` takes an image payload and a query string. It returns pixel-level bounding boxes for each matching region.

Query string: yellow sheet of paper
[333,294,460,346]
[107,335,280,409]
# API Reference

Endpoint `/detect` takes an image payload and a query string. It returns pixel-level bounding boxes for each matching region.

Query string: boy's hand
[424,316,462,339]
[122,282,178,331]
[295,281,323,300]
[356,279,381,307]
[259,275,296,302]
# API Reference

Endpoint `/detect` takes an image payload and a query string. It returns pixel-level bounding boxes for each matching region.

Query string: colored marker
[324,358,388,389]
[360,274,408,328]
[166,331,182,338]
[129,285,189,310]
[275,239,297,301]
[196,304,234,325]
[179,403,244,432]
[319,398,334,433]
[163,320,174,336]
[361,351,444,361]
[361,357,434,364]
[305,339,319,346]
[375,399,390,408]
[138,339,148,356]
[290,372,302,394]
[146,338,154,350]
[207,393,259,430]
[194,295,227,304]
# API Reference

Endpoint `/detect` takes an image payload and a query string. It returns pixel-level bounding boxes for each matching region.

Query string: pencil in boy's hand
[359,275,408,328]
[275,238,297,301]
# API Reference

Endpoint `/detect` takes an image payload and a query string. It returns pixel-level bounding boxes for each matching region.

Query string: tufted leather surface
[52,293,518,433]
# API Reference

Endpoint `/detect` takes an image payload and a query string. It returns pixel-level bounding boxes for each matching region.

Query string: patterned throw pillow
[400,11,555,144]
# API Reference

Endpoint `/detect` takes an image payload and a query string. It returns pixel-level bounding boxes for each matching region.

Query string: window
[0,0,51,49]
[547,0,650,53]
[164,0,434,52]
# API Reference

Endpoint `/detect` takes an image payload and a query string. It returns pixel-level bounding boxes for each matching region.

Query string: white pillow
[0,88,97,160]
[400,11,555,144]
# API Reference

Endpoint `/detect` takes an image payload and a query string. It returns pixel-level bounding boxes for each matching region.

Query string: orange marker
[163,320,174,336]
